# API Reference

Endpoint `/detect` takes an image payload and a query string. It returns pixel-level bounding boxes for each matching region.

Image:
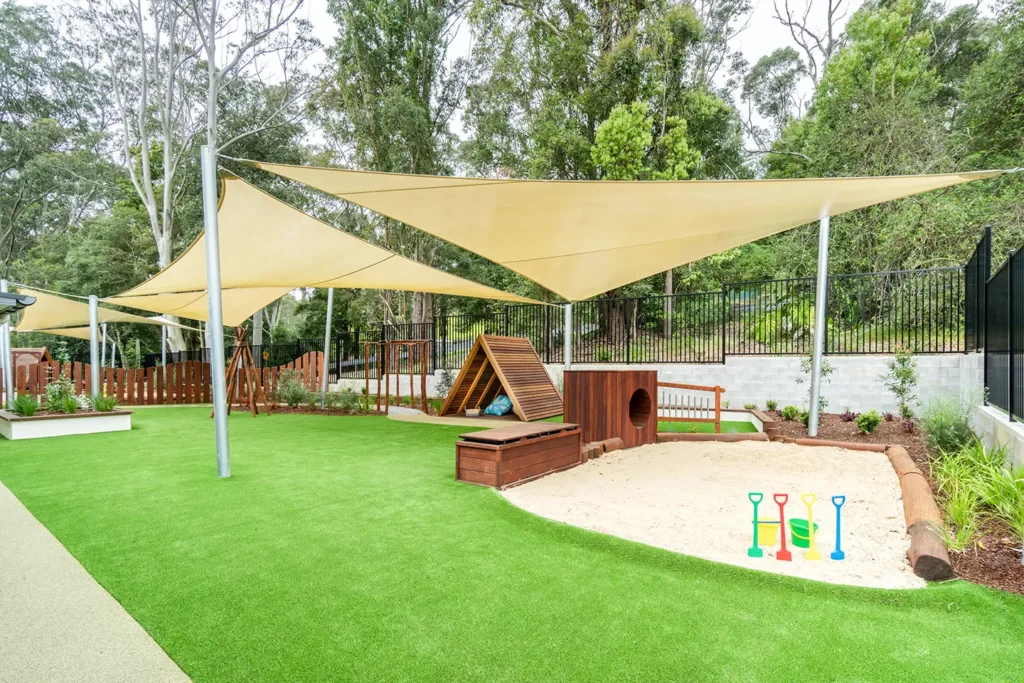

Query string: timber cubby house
[440,335,563,422]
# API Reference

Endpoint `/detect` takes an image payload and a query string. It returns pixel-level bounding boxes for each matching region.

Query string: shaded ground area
[771,411,1024,595]
[0,408,1021,682]
[0,481,189,683]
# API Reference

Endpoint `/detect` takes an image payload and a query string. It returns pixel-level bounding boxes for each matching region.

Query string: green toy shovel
[748,493,764,558]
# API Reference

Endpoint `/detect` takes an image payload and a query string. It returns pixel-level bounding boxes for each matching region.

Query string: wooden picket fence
[0,351,322,407]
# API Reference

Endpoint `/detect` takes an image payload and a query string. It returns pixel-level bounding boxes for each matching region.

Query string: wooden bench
[455,422,582,489]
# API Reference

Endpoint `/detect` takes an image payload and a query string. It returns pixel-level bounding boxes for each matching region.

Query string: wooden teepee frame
[212,326,271,418]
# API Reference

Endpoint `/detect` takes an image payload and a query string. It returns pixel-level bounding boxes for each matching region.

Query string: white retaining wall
[336,353,985,415]
[973,406,1024,468]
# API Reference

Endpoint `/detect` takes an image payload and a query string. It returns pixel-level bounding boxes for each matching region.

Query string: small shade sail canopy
[252,161,1006,302]
[104,287,293,327]
[13,288,192,334]
[106,172,540,318]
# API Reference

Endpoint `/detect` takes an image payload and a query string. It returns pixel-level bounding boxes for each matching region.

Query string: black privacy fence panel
[965,226,992,352]
[984,247,1024,421]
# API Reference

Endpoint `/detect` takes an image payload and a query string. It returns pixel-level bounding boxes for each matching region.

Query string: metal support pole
[100,323,107,366]
[0,280,11,407]
[88,295,100,399]
[563,302,573,371]
[200,144,230,477]
[808,211,830,437]
[320,287,334,409]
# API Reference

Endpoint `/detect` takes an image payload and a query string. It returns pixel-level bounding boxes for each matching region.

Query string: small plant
[781,405,799,420]
[799,407,811,427]
[921,395,975,454]
[796,354,834,413]
[881,347,918,419]
[12,395,40,417]
[722,400,730,409]
[883,411,895,422]
[856,410,881,434]
[276,370,313,407]
[902,419,916,434]
[838,410,858,422]
[743,402,758,410]
[92,394,118,412]
[45,372,75,409]
[938,485,984,552]
[58,395,79,415]
[335,388,361,413]
[306,391,323,410]
[766,399,778,411]
[435,368,456,399]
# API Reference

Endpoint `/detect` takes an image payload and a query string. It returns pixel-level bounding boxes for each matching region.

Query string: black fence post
[626,299,633,365]
[544,305,551,363]
[720,284,728,362]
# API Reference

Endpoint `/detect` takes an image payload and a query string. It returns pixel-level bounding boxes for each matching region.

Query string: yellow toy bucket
[757,520,780,546]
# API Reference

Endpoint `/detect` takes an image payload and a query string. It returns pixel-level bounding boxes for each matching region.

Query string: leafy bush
[45,373,75,408]
[781,405,799,420]
[306,391,322,410]
[92,394,118,412]
[883,411,895,422]
[838,410,858,422]
[921,395,975,454]
[902,419,916,434]
[856,410,881,434]
[276,370,313,407]
[12,395,39,416]
[799,408,811,427]
[881,347,918,418]
[435,369,456,399]
[743,402,757,410]
[766,399,778,411]
[331,388,361,413]
[58,395,79,414]
[930,441,1000,552]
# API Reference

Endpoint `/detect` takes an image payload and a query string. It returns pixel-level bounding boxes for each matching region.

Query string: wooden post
[714,386,722,434]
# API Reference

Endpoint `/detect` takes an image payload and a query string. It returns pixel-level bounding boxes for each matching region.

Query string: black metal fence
[134,263,975,380]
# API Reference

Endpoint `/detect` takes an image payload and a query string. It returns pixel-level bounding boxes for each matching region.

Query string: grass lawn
[0,408,1021,682]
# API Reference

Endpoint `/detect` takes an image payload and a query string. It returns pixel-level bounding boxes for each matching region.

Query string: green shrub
[276,370,313,407]
[743,402,757,410]
[880,347,918,418]
[306,391,322,410]
[337,388,361,413]
[722,400,730,409]
[799,408,811,427]
[856,410,882,434]
[58,395,79,414]
[921,395,975,454]
[45,373,75,408]
[92,394,118,412]
[12,395,39,416]
[938,485,984,552]
[766,399,778,411]
[781,405,799,420]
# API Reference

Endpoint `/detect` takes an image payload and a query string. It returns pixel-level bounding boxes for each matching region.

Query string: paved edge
[0,480,191,683]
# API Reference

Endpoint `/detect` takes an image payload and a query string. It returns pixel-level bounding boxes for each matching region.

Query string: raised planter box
[0,409,132,441]
[456,422,582,489]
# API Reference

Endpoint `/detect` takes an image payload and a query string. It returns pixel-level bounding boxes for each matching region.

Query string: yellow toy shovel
[802,493,821,560]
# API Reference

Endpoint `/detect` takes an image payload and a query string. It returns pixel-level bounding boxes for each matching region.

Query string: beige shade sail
[13,288,193,333]
[104,287,294,328]
[112,172,540,308]
[22,326,99,341]
[253,161,1005,301]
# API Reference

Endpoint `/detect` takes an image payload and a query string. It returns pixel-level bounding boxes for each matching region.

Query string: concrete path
[0,481,190,683]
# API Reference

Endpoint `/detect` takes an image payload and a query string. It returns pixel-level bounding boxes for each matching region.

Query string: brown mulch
[766,411,1024,596]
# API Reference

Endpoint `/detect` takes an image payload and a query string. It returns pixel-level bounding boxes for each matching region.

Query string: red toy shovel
[774,493,792,561]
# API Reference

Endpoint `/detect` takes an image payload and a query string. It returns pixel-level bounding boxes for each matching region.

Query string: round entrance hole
[629,388,651,428]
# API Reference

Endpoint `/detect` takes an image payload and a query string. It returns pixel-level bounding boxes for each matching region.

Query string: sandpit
[501,440,924,589]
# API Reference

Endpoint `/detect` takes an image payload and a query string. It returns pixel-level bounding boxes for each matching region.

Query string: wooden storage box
[456,423,582,489]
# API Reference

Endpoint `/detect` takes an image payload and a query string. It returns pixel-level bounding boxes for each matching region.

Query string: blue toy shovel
[831,495,847,560]
[748,493,764,558]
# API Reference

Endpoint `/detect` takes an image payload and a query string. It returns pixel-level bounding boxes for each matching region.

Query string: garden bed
[0,408,132,440]
[768,410,1024,595]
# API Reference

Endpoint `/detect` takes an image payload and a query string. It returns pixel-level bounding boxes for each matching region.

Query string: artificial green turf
[656,420,758,433]
[0,409,1021,682]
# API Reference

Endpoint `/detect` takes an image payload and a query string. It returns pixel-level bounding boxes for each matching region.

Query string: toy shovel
[748,493,764,558]
[831,495,847,560]
[802,493,821,560]
[774,493,792,561]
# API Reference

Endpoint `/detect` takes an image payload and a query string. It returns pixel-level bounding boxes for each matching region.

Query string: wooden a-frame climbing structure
[213,326,271,418]
[440,335,562,422]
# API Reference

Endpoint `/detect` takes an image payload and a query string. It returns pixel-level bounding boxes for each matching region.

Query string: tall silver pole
[88,295,101,399]
[200,144,230,477]
[0,280,11,407]
[808,211,830,437]
[563,302,573,371]
[319,288,334,409]
[100,323,107,366]
[160,325,167,385]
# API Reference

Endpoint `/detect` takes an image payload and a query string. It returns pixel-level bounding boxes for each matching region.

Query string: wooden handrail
[657,381,725,393]
[656,381,724,433]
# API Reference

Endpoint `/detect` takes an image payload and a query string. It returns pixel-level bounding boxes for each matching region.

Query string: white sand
[502,440,924,589]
